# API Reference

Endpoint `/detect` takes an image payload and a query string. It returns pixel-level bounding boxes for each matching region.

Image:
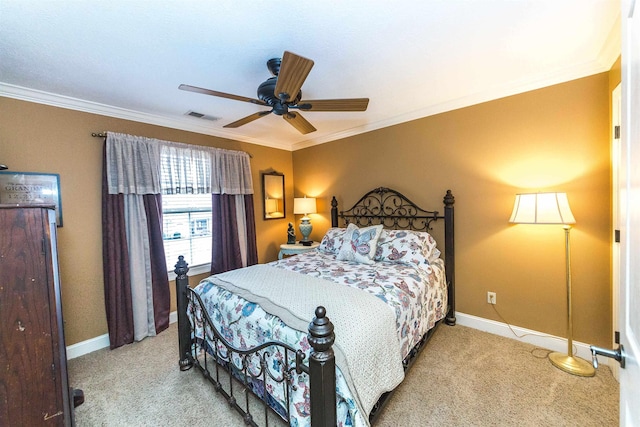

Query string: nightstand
[278,242,321,259]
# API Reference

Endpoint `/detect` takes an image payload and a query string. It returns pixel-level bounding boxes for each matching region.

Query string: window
[162,193,212,271]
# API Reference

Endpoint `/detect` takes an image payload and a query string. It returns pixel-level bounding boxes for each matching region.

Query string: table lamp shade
[293,197,317,215]
[509,192,575,225]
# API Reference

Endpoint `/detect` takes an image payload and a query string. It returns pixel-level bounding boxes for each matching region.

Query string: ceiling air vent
[185,110,221,121]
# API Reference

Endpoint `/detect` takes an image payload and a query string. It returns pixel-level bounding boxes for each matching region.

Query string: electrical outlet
[487,292,496,304]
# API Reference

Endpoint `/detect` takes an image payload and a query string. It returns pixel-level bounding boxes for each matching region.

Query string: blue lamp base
[298,217,313,246]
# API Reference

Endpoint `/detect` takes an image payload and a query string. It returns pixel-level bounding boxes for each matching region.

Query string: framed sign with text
[0,172,63,226]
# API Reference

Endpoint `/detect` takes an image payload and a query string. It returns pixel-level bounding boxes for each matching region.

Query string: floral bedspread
[190,250,447,426]
[270,250,447,358]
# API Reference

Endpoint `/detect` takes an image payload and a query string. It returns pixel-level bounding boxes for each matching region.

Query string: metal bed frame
[174,187,456,426]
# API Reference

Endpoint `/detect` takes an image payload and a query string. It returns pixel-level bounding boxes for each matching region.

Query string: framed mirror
[262,172,285,220]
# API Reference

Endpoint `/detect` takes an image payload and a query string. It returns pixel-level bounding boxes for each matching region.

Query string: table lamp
[293,196,317,246]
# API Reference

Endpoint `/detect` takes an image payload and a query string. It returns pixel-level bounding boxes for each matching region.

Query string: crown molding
[0,83,292,151]
[597,14,622,69]
[293,17,621,151]
[292,58,616,151]
[2,48,619,154]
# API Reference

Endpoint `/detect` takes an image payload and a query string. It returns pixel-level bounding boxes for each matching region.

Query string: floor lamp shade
[293,196,317,246]
[509,192,594,376]
[509,192,576,225]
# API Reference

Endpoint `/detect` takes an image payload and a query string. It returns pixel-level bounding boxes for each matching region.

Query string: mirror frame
[261,171,285,220]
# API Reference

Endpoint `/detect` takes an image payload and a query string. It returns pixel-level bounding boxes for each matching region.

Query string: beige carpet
[68,323,618,426]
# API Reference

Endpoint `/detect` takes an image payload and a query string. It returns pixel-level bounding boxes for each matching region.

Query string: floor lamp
[509,192,595,377]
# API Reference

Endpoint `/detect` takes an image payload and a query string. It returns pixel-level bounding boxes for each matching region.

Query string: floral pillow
[318,227,348,255]
[337,223,384,265]
[374,229,441,266]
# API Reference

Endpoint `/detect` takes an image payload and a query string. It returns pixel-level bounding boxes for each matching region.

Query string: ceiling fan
[179,51,369,135]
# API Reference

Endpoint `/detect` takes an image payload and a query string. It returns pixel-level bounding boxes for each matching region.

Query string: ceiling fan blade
[274,51,314,103]
[296,98,369,112]
[223,111,272,128]
[179,84,267,106]
[283,112,316,134]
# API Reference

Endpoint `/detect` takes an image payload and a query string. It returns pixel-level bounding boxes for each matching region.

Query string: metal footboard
[174,256,337,427]
[187,286,307,425]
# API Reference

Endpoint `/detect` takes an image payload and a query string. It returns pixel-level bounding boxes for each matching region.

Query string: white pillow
[337,223,384,265]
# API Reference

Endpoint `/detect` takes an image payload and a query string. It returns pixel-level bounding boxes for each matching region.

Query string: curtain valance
[161,143,212,194]
[210,149,253,195]
[105,132,253,195]
[106,132,162,194]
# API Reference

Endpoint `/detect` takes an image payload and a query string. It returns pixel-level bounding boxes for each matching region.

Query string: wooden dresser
[0,205,82,426]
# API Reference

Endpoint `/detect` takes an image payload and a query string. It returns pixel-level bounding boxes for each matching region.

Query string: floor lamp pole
[548,225,595,377]
[565,225,574,357]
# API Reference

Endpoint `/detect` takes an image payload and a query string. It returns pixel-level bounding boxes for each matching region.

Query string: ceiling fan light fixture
[273,103,288,116]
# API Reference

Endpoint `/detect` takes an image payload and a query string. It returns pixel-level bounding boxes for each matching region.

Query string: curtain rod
[90,132,253,158]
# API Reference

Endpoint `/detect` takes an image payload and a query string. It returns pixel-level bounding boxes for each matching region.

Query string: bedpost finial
[174,255,189,277]
[331,197,339,227]
[444,190,455,207]
[308,306,335,354]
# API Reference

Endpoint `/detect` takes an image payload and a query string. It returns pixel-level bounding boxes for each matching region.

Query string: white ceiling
[0,1,620,151]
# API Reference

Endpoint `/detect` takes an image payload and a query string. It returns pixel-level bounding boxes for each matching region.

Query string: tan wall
[292,73,613,347]
[0,97,293,345]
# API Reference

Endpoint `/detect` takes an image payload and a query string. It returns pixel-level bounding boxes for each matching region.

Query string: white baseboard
[66,310,178,360]
[67,310,602,367]
[455,312,605,366]
[66,333,111,359]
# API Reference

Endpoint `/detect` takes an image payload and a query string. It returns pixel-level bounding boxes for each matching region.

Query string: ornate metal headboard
[330,187,456,325]
[331,187,447,230]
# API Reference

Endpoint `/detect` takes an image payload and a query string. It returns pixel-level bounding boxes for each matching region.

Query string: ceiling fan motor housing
[257,77,302,115]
